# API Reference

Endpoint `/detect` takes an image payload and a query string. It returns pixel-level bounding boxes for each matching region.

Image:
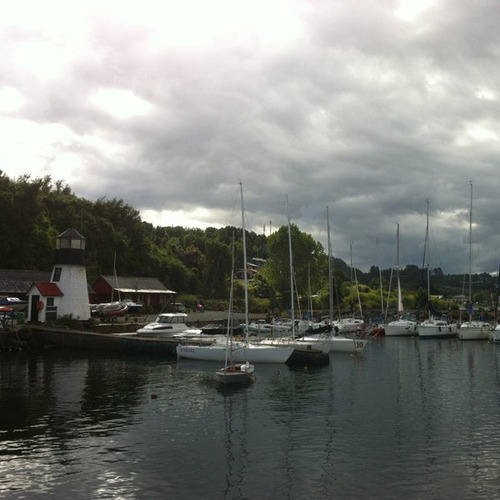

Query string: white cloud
[88,89,154,120]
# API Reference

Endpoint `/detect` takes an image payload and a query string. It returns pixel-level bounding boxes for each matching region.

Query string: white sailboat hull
[418,320,458,339]
[259,338,331,354]
[490,325,500,343]
[334,318,365,334]
[300,334,368,353]
[385,319,417,336]
[176,342,293,363]
[458,321,491,340]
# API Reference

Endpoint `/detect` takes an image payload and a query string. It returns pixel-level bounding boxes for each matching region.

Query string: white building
[27,228,90,322]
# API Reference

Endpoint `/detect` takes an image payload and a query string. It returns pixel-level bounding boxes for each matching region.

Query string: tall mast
[424,200,431,319]
[240,182,249,341]
[286,195,295,338]
[468,181,473,320]
[396,222,403,316]
[327,206,334,321]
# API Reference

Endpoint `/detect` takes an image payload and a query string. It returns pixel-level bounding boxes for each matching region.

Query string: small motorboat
[0,297,28,312]
[91,301,129,320]
[136,313,189,337]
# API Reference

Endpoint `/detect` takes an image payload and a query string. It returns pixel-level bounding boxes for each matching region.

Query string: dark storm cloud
[2,0,500,273]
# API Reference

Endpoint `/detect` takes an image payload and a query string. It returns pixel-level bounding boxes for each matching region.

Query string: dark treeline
[0,173,268,298]
[1,173,496,312]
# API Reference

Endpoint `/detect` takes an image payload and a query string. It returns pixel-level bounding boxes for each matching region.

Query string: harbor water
[1,337,499,499]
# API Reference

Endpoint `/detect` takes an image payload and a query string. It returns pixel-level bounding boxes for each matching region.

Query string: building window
[52,267,62,282]
[47,297,54,306]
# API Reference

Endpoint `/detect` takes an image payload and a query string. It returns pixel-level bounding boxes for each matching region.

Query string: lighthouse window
[52,267,62,282]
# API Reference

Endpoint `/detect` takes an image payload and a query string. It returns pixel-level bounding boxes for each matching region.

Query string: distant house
[92,275,176,310]
[248,257,266,271]
[235,257,266,280]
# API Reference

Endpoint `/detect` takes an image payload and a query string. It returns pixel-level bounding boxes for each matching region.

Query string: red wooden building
[91,275,176,310]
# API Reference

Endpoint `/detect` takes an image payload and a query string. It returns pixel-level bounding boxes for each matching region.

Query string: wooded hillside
[1,173,496,314]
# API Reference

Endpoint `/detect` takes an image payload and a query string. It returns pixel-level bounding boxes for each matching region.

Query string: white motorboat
[136,313,189,337]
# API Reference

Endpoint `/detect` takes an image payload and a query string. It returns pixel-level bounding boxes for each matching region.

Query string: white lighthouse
[51,228,90,320]
[27,228,91,322]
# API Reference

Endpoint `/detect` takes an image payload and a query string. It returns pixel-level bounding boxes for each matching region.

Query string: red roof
[33,281,64,297]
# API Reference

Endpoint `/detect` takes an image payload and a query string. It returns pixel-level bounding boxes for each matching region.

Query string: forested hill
[0,173,268,297]
[1,173,496,303]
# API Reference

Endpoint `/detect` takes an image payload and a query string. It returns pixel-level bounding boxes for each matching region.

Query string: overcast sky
[2,0,500,274]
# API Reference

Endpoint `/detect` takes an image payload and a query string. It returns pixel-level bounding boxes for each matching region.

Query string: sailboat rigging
[300,206,368,353]
[458,181,492,340]
[385,222,417,336]
[216,233,254,385]
[176,183,293,363]
[418,200,458,339]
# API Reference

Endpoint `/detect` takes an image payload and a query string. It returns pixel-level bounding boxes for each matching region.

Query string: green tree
[263,224,326,311]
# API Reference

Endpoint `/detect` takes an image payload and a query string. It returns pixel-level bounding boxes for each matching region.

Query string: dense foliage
[1,173,498,317]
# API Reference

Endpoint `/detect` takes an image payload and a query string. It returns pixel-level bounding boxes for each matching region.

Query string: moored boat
[216,361,254,385]
[385,314,417,336]
[0,297,28,312]
[91,301,129,320]
[459,320,492,340]
[136,313,189,337]
[418,317,458,339]
[418,201,458,340]
[300,332,368,353]
[177,184,293,365]
[385,223,417,337]
[176,341,293,363]
[490,324,500,343]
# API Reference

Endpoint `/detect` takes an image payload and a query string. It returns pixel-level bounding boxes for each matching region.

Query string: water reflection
[1,341,500,498]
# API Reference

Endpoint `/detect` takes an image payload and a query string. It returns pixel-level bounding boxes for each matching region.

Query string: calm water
[1,338,499,499]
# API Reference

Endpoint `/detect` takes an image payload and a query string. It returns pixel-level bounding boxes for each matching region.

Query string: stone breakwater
[0,310,265,353]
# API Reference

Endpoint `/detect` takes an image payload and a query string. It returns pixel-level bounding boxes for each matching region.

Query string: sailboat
[489,265,500,343]
[418,200,458,339]
[176,183,293,364]
[216,236,254,385]
[300,207,368,353]
[385,222,417,336]
[259,197,331,356]
[458,182,492,340]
